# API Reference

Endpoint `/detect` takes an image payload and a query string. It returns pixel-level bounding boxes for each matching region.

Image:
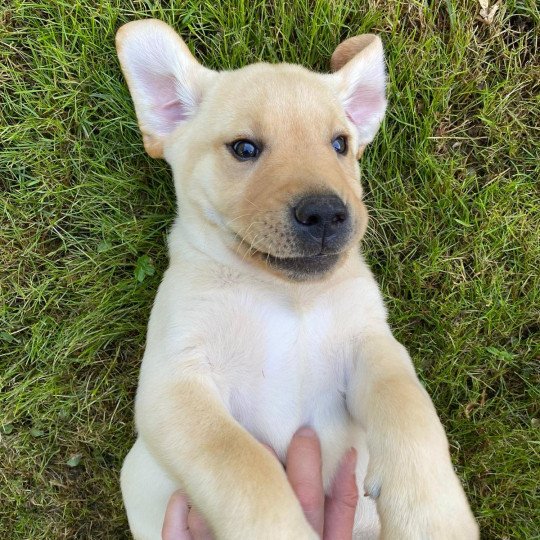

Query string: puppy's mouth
[227,228,344,280]
[246,249,340,281]
[264,252,340,279]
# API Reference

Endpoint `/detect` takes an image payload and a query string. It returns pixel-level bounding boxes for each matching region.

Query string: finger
[162,491,193,540]
[286,427,324,537]
[323,448,359,540]
[187,507,214,540]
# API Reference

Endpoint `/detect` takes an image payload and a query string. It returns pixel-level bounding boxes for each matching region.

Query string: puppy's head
[116,20,386,281]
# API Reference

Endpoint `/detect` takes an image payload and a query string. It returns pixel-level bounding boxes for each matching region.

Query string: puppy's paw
[238,514,318,540]
[366,451,479,540]
[253,523,318,540]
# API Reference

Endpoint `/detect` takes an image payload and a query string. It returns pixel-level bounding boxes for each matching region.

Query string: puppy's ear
[330,35,378,72]
[116,19,216,158]
[330,35,387,156]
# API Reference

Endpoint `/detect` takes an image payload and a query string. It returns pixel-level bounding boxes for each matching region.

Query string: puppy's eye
[332,136,347,155]
[231,139,260,161]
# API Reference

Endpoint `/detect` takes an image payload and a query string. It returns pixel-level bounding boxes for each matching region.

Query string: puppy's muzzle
[263,193,353,280]
[292,194,351,254]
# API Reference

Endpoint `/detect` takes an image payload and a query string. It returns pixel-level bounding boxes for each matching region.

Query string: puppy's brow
[228,131,261,141]
[331,129,351,139]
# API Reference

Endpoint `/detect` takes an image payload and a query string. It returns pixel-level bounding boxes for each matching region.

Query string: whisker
[242,196,263,210]
[224,212,254,228]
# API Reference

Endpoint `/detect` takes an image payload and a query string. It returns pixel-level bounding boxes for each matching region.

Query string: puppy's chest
[207,293,354,448]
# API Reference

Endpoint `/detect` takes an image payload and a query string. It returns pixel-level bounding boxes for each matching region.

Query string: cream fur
[116,19,479,540]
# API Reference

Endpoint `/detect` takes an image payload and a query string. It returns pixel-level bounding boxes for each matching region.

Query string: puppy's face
[117,21,386,281]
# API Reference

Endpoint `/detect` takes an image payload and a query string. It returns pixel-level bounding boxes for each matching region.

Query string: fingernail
[295,426,317,438]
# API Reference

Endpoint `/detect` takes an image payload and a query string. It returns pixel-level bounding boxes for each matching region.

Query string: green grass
[1,0,538,538]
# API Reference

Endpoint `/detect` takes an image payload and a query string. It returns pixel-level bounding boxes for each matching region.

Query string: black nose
[293,194,350,250]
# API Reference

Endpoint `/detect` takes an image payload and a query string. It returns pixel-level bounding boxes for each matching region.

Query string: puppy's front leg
[136,373,317,540]
[348,334,479,539]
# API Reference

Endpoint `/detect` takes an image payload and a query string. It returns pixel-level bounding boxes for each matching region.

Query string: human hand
[162,427,359,539]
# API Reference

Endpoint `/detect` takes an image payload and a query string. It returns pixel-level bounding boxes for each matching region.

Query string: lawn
[1,0,538,538]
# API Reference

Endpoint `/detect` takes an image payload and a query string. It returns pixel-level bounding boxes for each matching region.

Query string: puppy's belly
[206,292,358,488]
[229,382,356,490]
[226,370,377,534]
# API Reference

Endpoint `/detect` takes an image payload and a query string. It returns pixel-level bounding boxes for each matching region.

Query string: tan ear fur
[330,34,380,72]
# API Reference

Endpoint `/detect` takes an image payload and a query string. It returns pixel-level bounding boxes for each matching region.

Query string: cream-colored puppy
[116,19,479,540]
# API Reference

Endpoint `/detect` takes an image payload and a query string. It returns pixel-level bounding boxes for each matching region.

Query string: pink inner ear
[345,85,385,127]
[136,66,190,136]
[160,98,189,123]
